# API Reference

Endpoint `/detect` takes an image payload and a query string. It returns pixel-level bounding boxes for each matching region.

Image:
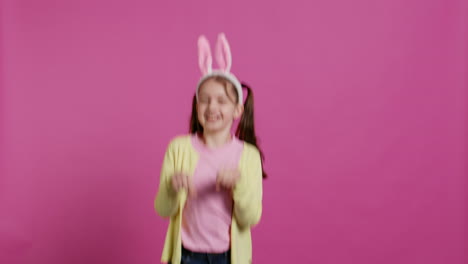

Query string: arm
[154,141,180,218]
[232,145,263,229]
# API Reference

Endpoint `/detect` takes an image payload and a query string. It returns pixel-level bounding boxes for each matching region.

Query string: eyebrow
[198,93,230,98]
[198,89,237,102]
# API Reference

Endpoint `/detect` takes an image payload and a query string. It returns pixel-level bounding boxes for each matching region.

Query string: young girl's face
[197,78,243,135]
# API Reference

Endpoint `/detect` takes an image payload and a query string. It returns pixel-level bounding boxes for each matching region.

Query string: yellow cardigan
[154,135,263,264]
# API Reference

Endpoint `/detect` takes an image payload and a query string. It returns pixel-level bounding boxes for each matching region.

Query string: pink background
[1,0,467,263]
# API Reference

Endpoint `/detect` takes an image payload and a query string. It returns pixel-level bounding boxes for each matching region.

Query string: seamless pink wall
[1,0,467,263]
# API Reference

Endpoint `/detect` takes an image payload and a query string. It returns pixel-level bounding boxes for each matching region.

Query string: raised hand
[216,168,240,191]
[171,173,197,197]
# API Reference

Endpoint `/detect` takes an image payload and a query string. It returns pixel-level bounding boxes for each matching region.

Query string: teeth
[206,115,219,121]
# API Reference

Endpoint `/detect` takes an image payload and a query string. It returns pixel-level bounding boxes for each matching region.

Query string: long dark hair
[190,78,268,178]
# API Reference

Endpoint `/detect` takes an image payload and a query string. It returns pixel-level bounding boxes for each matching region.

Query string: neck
[201,129,232,148]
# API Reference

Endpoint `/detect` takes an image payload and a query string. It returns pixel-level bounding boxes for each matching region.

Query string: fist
[216,169,240,191]
[171,173,196,197]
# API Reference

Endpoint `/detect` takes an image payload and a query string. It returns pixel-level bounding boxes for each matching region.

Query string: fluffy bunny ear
[198,35,212,75]
[215,33,232,72]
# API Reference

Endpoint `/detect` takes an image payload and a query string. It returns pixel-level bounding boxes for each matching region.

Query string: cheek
[197,105,206,117]
[223,106,237,117]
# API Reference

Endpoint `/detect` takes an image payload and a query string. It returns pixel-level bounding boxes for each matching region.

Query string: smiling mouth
[206,115,220,122]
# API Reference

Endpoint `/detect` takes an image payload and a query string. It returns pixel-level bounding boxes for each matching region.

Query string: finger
[216,171,224,191]
[225,172,237,189]
[222,177,231,189]
[187,176,197,198]
[172,175,180,191]
[182,174,189,190]
[225,170,239,186]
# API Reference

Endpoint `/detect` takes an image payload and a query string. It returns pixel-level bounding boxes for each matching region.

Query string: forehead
[198,79,230,96]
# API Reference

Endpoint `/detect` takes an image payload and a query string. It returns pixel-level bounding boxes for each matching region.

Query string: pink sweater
[181,134,244,253]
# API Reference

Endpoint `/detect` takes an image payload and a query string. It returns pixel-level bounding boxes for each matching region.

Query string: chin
[204,126,222,133]
[204,124,228,133]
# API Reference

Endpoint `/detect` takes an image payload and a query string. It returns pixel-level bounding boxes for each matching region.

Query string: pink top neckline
[191,134,240,153]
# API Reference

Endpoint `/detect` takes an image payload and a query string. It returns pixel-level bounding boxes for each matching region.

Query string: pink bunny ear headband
[197,33,243,105]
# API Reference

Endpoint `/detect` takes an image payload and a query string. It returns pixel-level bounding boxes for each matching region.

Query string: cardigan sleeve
[154,139,180,218]
[233,144,263,229]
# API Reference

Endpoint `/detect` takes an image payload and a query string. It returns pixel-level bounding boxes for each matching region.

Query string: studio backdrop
[1,0,467,263]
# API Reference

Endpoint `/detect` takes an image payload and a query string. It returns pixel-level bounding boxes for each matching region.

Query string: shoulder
[166,134,193,149]
[240,141,261,161]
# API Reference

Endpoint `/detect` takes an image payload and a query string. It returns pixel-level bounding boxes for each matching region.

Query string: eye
[199,97,209,103]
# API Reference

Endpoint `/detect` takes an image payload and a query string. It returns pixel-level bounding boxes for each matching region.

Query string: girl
[155,33,266,264]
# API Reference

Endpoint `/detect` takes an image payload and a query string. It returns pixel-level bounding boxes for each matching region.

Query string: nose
[207,101,218,111]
